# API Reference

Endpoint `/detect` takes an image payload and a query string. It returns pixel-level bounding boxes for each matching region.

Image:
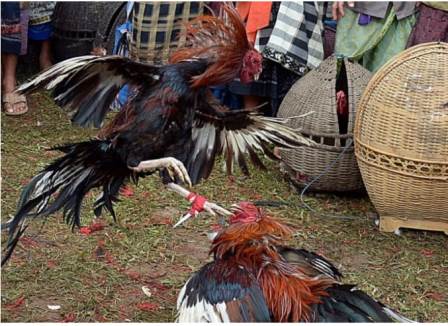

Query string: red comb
[229,202,261,224]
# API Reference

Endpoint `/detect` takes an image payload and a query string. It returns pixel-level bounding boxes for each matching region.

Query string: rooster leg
[165,183,232,228]
[130,157,192,187]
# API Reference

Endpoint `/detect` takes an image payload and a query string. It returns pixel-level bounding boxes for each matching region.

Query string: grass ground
[1,92,447,322]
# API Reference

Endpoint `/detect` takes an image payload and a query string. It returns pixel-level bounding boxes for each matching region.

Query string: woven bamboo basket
[277,56,372,192]
[52,2,126,62]
[354,42,448,235]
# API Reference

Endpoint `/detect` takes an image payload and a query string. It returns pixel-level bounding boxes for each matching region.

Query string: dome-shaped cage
[354,42,448,235]
[277,56,372,192]
[52,2,126,62]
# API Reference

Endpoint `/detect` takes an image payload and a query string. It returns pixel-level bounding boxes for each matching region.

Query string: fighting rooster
[1,6,311,265]
[177,202,413,322]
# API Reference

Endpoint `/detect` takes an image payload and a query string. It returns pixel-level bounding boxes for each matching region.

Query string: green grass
[1,92,447,322]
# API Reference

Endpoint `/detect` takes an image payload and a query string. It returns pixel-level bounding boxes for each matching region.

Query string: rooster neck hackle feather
[210,211,333,322]
[170,5,252,87]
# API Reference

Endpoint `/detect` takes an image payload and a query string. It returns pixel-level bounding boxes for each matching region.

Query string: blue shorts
[28,22,53,41]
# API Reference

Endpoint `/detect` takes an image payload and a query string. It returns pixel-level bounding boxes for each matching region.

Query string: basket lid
[354,42,448,163]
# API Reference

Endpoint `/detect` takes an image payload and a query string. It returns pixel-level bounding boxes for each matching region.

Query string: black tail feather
[1,139,132,266]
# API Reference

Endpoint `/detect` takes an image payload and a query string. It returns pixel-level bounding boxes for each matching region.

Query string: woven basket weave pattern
[278,56,371,192]
[354,42,448,221]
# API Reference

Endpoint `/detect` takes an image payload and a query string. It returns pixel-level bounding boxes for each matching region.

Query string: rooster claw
[204,201,232,217]
[130,157,192,187]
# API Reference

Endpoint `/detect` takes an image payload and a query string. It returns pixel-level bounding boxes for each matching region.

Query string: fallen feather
[142,286,152,298]
[48,305,61,310]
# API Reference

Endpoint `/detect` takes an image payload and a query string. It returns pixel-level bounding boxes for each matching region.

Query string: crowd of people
[2,1,448,117]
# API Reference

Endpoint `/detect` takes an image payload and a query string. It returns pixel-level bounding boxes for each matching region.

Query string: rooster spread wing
[17,55,161,128]
[177,261,271,322]
[187,91,313,184]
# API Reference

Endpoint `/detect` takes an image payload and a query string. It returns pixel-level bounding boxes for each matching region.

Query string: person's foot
[2,92,28,116]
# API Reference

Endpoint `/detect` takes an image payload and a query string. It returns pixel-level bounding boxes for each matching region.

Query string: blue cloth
[1,2,24,54]
[110,21,132,111]
[113,21,131,55]
[324,19,337,29]
[28,22,53,41]
[210,86,243,110]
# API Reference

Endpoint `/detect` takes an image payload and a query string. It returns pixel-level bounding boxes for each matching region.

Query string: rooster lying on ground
[1,6,312,265]
[177,202,413,322]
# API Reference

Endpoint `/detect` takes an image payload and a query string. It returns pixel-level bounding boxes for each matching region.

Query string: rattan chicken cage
[52,2,126,62]
[354,42,448,235]
[277,56,372,192]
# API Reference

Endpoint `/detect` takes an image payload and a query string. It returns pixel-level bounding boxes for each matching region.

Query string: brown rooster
[2,6,311,265]
[177,202,413,322]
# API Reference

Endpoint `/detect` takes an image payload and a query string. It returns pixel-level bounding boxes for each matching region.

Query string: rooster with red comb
[2,5,312,265]
[177,202,413,322]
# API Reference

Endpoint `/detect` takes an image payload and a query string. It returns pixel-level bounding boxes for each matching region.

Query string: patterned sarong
[1,2,29,55]
[130,2,204,65]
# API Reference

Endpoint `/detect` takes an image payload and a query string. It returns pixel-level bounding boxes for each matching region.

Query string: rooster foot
[130,157,192,187]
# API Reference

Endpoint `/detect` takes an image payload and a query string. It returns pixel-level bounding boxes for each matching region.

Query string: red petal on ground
[5,296,25,310]
[149,281,168,291]
[79,227,92,235]
[79,222,105,235]
[20,237,39,248]
[20,178,31,185]
[94,311,107,322]
[89,222,105,232]
[341,239,356,245]
[158,218,173,226]
[124,270,141,280]
[62,313,76,322]
[425,292,446,302]
[136,302,159,312]
[420,248,433,257]
[47,260,57,269]
[120,185,134,197]
[104,251,119,267]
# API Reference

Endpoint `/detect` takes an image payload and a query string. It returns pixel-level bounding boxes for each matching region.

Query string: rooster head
[229,201,263,224]
[170,5,264,87]
[210,202,292,259]
[240,50,263,83]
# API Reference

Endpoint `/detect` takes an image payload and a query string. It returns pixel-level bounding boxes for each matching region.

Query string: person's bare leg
[1,53,27,114]
[2,53,18,94]
[39,40,52,70]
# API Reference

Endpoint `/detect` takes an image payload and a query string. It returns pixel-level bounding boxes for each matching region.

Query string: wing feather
[187,92,313,184]
[177,261,271,322]
[17,55,160,128]
[278,246,343,281]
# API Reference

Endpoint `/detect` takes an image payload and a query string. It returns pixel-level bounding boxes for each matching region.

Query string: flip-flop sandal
[2,92,28,116]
